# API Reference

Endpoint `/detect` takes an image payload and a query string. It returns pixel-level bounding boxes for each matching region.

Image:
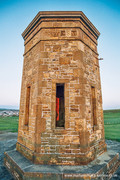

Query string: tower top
[22,11,100,39]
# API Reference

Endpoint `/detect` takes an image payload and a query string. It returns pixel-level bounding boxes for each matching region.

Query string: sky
[0,0,120,110]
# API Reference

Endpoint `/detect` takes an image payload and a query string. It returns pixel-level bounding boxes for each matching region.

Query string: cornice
[22,11,100,39]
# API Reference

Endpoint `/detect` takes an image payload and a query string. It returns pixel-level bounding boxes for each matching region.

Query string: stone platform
[4,149,120,180]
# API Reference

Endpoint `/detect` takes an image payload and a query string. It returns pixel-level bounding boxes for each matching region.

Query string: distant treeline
[0,109,19,111]
[103,109,120,113]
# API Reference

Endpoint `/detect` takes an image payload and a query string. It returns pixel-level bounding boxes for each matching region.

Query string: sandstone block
[53,45,61,52]
[59,57,70,65]
[40,52,48,58]
[73,50,83,60]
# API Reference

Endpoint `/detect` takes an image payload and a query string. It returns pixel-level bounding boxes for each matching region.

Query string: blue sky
[0,0,120,110]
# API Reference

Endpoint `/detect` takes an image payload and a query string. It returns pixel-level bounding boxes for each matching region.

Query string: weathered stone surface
[59,56,70,65]
[4,147,120,180]
[16,11,106,166]
[0,132,119,180]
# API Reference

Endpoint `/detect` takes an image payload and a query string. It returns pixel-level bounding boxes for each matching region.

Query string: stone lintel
[22,11,100,40]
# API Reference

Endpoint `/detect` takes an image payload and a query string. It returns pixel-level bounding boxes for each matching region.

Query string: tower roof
[22,11,100,39]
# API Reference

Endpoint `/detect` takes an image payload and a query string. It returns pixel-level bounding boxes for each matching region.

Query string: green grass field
[0,109,120,141]
[104,109,120,141]
[0,116,19,132]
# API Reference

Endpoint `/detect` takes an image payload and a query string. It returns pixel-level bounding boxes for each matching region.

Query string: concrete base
[4,150,120,180]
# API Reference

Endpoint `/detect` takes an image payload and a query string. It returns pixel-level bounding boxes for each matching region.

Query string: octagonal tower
[16,11,106,165]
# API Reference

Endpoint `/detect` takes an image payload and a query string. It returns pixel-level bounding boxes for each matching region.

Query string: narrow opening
[25,86,30,126]
[56,83,65,128]
[91,86,97,126]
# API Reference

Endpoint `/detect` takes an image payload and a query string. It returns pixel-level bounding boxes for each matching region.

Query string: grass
[104,109,120,141]
[0,109,120,141]
[104,124,120,141]
[104,109,120,124]
[0,116,19,132]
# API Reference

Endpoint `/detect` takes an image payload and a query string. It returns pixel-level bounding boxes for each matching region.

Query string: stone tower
[16,11,106,165]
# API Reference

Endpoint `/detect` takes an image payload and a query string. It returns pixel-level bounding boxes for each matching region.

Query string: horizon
[0,106,119,111]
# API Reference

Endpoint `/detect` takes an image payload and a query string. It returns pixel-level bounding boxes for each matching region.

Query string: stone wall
[16,12,106,165]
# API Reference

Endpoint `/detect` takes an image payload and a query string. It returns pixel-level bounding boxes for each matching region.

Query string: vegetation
[104,109,120,141]
[0,109,120,141]
[0,116,19,132]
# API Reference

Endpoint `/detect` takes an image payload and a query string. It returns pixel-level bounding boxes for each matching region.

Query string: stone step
[4,150,120,180]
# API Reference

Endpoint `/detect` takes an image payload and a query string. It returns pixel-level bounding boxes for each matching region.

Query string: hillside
[104,109,120,141]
